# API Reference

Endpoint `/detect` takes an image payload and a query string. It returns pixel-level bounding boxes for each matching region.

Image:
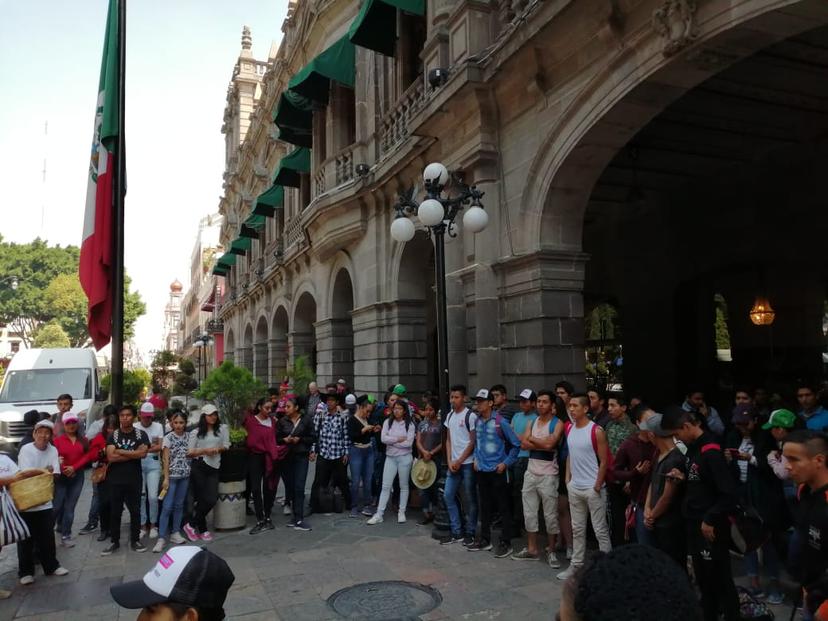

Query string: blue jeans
[87,481,99,525]
[444,463,477,537]
[53,473,85,537]
[635,502,656,547]
[349,445,374,510]
[285,455,310,523]
[140,457,162,525]
[158,477,189,539]
[745,539,780,581]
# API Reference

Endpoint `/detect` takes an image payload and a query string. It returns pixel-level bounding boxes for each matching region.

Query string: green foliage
[286,355,316,396]
[151,350,179,390]
[586,303,620,342]
[714,294,731,350]
[101,368,151,406]
[194,361,265,429]
[229,427,248,445]
[172,357,197,395]
[33,322,71,348]
[178,358,195,375]
[0,237,145,346]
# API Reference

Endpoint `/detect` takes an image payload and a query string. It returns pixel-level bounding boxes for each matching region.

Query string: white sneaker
[366,513,383,525]
[556,566,576,581]
[19,575,34,586]
[566,547,573,560]
[60,537,75,548]
[52,567,69,576]
[170,532,186,544]
[397,512,406,524]
[547,550,561,569]
[149,527,159,539]
[152,538,166,553]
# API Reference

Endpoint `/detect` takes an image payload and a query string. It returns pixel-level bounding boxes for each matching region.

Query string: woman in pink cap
[52,411,90,547]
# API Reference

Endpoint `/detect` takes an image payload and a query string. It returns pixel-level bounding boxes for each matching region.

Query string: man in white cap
[137,401,164,539]
[16,420,70,584]
[110,545,235,620]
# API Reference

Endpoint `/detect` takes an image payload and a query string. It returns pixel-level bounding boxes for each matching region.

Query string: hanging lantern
[749,296,775,326]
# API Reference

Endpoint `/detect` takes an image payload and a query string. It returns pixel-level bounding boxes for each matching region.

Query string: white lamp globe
[423,162,449,188]
[463,205,489,233]
[390,217,416,242]
[417,198,445,226]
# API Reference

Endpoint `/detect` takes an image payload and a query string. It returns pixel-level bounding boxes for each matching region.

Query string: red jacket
[244,414,283,490]
[54,434,90,471]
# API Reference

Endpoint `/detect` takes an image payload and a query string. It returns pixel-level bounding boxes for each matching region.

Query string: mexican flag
[80,0,120,350]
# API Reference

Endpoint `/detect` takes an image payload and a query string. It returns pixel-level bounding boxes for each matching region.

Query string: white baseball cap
[61,412,79,424]
[139,402,155,416]
[345,394,357,406]
[110,545,235,609]
[201,403,218,415]
[34,419,54,432]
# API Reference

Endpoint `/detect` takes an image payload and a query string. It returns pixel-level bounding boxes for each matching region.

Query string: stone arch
[253,314,269,383]
[270,305,289,385]
[224,328,235,365]
[240,322,254,372]
[525,0,827,250]
[292,292,318,375]
[318,267,355,387]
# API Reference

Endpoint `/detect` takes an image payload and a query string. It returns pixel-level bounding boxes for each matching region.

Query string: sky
[0,0,287,360]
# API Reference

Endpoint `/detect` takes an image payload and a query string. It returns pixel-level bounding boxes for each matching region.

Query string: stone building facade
[212,0,828,405]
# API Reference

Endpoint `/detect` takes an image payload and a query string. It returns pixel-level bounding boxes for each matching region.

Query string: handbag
[0,487,30,546]
[91,464,108,484]
[624,502,636,541]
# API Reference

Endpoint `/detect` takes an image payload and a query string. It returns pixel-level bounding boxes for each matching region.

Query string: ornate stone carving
[652,0,698,57]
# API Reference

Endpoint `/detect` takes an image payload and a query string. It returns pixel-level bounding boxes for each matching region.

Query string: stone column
[494,250,588,395]
[253,342,269,384]
[224,349,235,365]
[269,337,288,385]
[315,318,355,388]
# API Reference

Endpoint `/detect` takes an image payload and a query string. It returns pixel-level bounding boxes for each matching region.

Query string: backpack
[564,421,616,484]
[736,586,775,620]
[448,408,473,433]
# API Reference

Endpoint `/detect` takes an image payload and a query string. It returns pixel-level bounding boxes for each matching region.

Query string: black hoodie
[682,431,738,525]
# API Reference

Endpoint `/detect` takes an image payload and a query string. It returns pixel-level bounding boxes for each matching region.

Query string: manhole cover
[328,580,442,620]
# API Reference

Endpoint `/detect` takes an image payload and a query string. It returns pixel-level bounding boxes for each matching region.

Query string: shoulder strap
[590,423,598,453]
[494,413,505,440]
[564,421,572,436]
[464,409,472,432]
[701,443,721,454]
[549,418,559,434]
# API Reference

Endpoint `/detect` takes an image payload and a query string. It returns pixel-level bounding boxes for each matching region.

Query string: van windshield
[0,368,92,402]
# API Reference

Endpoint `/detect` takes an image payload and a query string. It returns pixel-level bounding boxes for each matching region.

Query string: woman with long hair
[415,397,443,525]
[245,397,280,534]
[347,395,378,518]
[184,404,229,542]
[276,396,315,530]
[367,399,415,525]
[154,410,191,552]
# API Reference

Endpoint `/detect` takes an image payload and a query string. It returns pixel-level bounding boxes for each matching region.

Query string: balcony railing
[285,215,305,251]
[380,80,426,157]
[314,167,326,198]
[206,318,224,334]
[335,145,355,185]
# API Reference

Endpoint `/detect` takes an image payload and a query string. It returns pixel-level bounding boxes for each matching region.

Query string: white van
[0,348,107,453]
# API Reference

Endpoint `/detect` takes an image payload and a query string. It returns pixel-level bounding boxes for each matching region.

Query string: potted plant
[194,361,265,529]
[286,354,316,398]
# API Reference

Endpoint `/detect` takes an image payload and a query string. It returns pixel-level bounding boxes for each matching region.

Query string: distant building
[0,324,25,358]
[162,280,183,352]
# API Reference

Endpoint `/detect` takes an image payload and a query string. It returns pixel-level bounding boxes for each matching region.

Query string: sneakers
[547,550,561,569]
[131,541,148,553]
[152,538,166,553]
[200,531,213,542]
[182,523,200,542]
[417,513,434,526]
[511,547,539,561]
[250,522,266,535]
[293,521,312,531]
[349,508,361,518]
[78,522,97,535]
[462,535,475,547]
[556,566,576,581]
[767,592,784,605]
[494,542,513,558]
[263,518,275,530]
[52,567,69,576]
[467,539,492,551]
[366,513,383,525]
[361,506,374,517]
[148,527,159,539]
[440,534,464,545]
[397,512,406,524]
[566,547,573,560]
[96,531,109,542]
[101,543,120,556]
[59,536,75,548]
[19,575,34,586]
[170,532,187,544]
[283,504,292,516]
[285,520,297,528]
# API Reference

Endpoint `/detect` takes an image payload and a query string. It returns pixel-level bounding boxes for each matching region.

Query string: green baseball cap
[393,384,407,396]
[367,394,376,404]
[761,409,796,430]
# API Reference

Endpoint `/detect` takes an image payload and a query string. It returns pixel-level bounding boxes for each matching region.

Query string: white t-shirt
[17,442,61,512]
[138,421,164,465]
[0,454,19,479]
[444,408,477,465]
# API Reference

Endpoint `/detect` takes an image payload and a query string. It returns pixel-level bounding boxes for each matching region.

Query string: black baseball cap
[110,546,235,609]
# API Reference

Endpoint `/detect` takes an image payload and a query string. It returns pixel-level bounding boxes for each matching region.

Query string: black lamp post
[193,334,213,384]
[390,163,488,540]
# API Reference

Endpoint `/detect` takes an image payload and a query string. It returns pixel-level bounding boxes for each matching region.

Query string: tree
[194,361,265,429]
[714,294,731,350]
[101,368,151,406]
[151,350,179,391]
[172,358,198,395]
[33,322,71,348]
[286,355,316,396]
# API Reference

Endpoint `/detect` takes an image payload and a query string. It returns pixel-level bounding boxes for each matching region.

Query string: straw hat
[411,459,437,489]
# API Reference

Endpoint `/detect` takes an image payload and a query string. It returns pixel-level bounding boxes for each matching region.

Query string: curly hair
[572,545,701,621]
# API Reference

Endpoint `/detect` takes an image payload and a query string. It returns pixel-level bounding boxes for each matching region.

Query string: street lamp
[390,162,487,411]
[193,334,213,384]
[0,276,20,290]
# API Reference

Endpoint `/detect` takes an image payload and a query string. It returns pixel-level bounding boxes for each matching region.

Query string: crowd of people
[0,378,825,621]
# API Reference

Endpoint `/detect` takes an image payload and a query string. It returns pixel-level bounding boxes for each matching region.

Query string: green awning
[273,148,311,188]
[239,213,266,239]
[229,237,252,255]
[349,0,424,56]
[212,265,229,276]
[273,91,313,148]
[288,36,355,105]
[216,253,237,267]
[252,184,284,217]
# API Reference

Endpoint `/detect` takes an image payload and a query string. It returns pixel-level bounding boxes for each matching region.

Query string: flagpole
[110,0,127,406]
